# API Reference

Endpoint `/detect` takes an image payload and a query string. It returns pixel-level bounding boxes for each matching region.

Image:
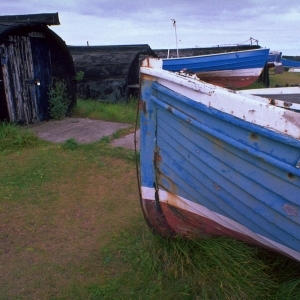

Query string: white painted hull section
[196,68,263,78]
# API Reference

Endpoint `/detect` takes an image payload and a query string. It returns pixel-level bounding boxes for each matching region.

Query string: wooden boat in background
[288,68,300,73]
[139,57,300,262]
[282,57,300,68]
[161,48,270,88]
[267,51,284,74]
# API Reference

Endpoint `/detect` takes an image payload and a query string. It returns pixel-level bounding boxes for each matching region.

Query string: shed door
[1,35,51,124]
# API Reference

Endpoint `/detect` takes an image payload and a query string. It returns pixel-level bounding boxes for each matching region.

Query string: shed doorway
[0,35,51,124]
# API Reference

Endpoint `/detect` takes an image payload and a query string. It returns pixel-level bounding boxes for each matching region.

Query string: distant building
[0,13,76,124]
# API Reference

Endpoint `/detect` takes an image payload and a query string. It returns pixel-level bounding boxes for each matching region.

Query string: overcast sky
[2,0,300,55]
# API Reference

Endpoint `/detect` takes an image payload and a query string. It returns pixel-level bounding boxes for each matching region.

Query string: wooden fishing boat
[282,57,300,68]
[267,51,284,74]
[161,48,270,88]
[139,57,300,262]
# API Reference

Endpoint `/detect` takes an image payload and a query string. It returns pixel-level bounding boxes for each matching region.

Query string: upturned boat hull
[139,58,300,262]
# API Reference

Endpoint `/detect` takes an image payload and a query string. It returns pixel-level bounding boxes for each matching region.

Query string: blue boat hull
[139,59,300,262]
[162,48,269,88]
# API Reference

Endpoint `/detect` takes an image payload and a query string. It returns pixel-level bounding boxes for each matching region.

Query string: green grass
[269,69,300,87]
[1,102,300,299]
[238,69,300,90]
[0,121,46,154]
[73,97,138,124]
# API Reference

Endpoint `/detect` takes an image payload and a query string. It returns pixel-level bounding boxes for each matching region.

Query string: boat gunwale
[161,47,270,61]
[140,63,300,141]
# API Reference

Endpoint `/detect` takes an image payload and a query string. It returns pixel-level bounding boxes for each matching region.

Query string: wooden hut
[68,44,157,102]
[0,13,76,124]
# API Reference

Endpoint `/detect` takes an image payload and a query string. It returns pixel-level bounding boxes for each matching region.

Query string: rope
[134,90,142,204]
[212,37,259,47]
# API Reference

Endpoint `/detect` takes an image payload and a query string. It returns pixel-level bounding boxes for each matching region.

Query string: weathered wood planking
[2,36,39,123]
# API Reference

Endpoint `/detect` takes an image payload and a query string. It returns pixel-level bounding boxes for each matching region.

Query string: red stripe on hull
[142,198,292,258]
[197,75,259,89]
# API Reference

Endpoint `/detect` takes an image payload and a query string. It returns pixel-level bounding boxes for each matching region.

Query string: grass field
[269,68,300,87]
[1,97,300,299]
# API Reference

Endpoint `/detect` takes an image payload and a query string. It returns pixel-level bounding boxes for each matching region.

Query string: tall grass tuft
[91,227,296,300]
[61,137,79,151]
[131,235,276,299]
[0,122,41,153]
[73,98,137,124]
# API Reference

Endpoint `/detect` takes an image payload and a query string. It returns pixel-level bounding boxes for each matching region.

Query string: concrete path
[111,130,140,150]
[27,118,139,150]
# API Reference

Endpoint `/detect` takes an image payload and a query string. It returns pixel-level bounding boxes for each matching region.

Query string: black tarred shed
[0,13,76,124]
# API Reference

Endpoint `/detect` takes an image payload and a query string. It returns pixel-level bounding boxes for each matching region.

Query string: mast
[171,19,179,58]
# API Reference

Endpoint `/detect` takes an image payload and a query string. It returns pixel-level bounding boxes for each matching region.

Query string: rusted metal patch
[142,199,176,237]
[288,173,295,179]
[213,182,221,191]
[269,98,276,105]
[154,147,162,167]
[141,73,155,81]
[249,132,259,140]
[284,101,293,108]
[167,106,173,113]
[139,100,147,115]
